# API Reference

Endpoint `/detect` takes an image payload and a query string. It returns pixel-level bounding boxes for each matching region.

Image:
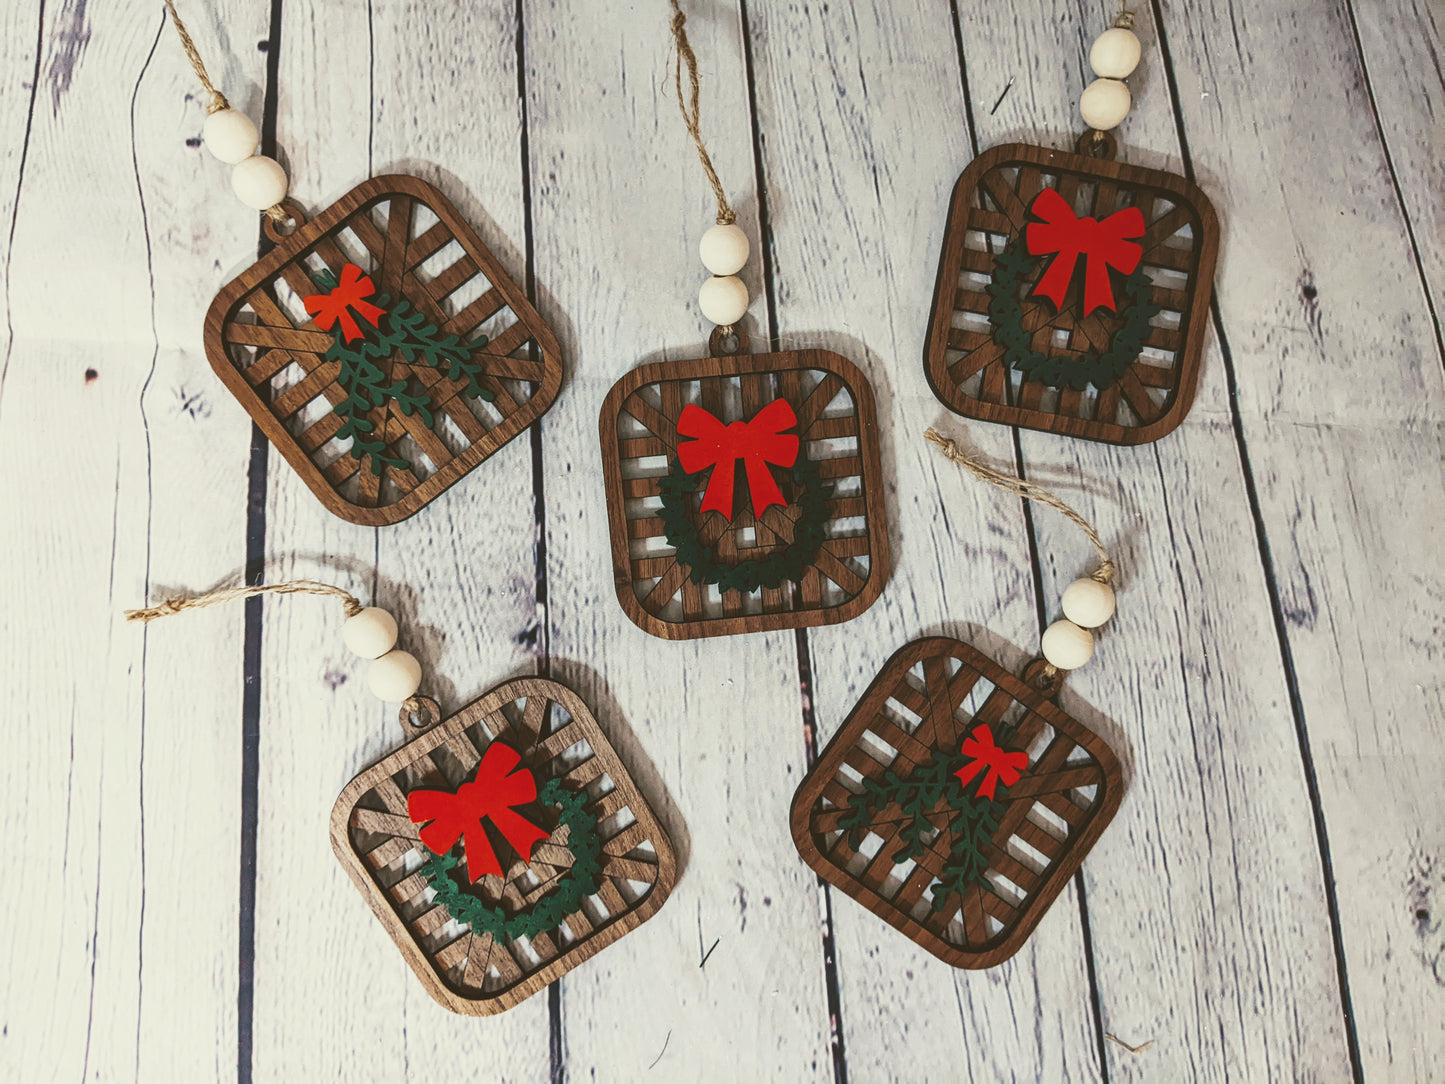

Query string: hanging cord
[162,0,229,113]
[126,581,422,714]
[668,0,736,226]
[162,0,288,222]
[925,428,1114,585]
[125,579,363,623]
[1114,5,1135,30]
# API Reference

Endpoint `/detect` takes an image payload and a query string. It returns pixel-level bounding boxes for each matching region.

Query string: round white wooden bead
[1089,28,1142,79]
[342,607,399,659]
[699,223,750,276]
[368,649,422,701]
[1080,78,1131,131]
[698,275,749,325]
[1041,620,1095,670]
[201,108,259,164]
[231,154,288,210]
[1060,578,1116,629]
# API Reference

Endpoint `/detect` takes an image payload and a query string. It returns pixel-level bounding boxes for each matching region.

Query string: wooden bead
[342,607,398,659]
[1080,79,1131,131]
[367,649,422,701]
[201,108,259,164]
[1061,578,1116,628]
[1090,28,1142,79]
[699,223,750,276]
[231,154,288,210]
[698,275,749,325]
[1041,620,1094,670]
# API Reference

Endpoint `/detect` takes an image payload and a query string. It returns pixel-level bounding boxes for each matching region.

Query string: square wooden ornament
[331,678,676,1015]
[925,142,1219,445]
[205,175,562,525]
[598,349,891,639]
[790,637,1122,969]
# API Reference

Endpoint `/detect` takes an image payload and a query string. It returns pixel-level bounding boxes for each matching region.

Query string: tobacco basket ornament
[790,636,1122,968]
[332,677,676,1014]
[205,175,563,524]
[925,140,1219,445]
[599,345,891,639]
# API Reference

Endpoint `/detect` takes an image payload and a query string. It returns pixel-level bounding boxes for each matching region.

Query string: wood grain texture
[1,0,1441,1080]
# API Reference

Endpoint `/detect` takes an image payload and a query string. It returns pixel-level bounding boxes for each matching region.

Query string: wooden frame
[205,175,563,524]
[331,678,676,1015]
[598,349,891,639]
[790,637,1122,968]
[924,142,1219,444]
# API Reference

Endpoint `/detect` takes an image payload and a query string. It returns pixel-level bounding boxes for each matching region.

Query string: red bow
[303,262,386,343]
[676,399,800,519]
[953,724,1029,801]
[1025,188,1145,317]
[407,741,550,882]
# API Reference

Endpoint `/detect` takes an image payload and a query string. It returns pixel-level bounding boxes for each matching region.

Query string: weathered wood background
[1,0,1440,1080]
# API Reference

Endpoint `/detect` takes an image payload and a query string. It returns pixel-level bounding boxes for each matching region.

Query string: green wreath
[836,748,1004,912]
[658,450,829,592]
[986,236,1161,391]
[415,778,603,942]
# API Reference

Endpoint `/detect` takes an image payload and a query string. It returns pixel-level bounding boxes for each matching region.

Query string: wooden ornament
[925,140,1219,445]
[789,636,1122,968]
[331,677,676,1015]
[205,174,562,524]
[598,345,891,639]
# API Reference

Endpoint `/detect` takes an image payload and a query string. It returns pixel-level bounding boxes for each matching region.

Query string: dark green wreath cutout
[415,778,603,943]
[306,265,496,476]
[987,236,1161,391]
[836,735,1013,911]
[658,450,830,593]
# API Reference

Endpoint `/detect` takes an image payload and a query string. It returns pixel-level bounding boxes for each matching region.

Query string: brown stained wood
[598,349,891,639]
[924,143,1219,445]
[204,175,564,525]
[789,637,1123,969]
[330,678,676,1015]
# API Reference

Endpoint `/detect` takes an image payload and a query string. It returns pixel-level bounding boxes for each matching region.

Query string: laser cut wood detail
[925,143,1219,444]
[331,678,676,1015]
[205,175,562,524]
[598,349,891,639]
[790,637,1123,968]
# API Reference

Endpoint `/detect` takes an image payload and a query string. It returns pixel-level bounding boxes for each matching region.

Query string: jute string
[162,0,288,222]
[668,0,736,226]
[925,429,1114,586]
[926,428,1115,685]
[126,581,420,713]
[125,580,363,623]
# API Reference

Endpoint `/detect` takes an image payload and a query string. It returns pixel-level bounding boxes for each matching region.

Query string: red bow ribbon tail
[675,399,801,519]
[407,741,550,883]
[954,725,1030,801]
[1024,188,1146,317]
[303,262,387,343]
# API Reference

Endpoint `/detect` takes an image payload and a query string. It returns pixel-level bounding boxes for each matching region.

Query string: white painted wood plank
[744,1,1104,1079]
[1150,0,1445,1078]
[0,0,260,1079]
[249,2,549,1079]
[1347,0,1443,318]
[525,1,836,1077]
[958,2,1358,1080]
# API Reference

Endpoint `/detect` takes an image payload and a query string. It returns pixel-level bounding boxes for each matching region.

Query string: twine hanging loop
[668,0,736,226]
